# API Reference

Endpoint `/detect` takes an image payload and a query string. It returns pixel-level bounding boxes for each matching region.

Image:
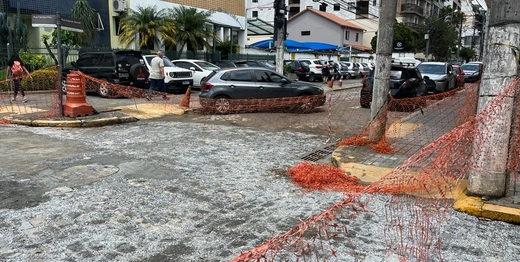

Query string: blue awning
[248,39,313,52]
[300,42,341,51]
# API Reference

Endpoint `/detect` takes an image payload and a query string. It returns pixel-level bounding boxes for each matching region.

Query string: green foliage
[119,6,177,50]
[0,68,57,92]
[419,6,465,61]
[215,40,239,60]
[19,50,53,71]
[70,0,97,47]
[370,21,415,52]
[459,47,476,63]
[168,6,215,52]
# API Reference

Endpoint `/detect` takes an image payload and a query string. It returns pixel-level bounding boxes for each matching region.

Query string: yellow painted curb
[453,185,520,224]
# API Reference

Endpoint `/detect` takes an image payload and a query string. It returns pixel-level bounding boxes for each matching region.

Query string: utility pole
[467,0,520,198]
[273,0,286,74]
[367,0,398,142]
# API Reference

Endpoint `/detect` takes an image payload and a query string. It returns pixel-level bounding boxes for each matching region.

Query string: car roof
[172,59,206,62]
[418,61,449,65]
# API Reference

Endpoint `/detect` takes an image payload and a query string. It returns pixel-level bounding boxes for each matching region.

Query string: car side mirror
[189,67,196,71]
[423,76,430,80]
[280,78,290,85]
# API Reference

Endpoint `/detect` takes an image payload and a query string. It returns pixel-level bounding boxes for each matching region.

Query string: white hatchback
[142,55,193,93]
[171,59,220,88]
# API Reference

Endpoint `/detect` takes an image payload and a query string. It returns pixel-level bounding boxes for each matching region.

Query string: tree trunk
[367,0,398,142]
[467,0,520,197]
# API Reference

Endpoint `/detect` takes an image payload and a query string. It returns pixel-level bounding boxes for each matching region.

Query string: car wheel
[98,80,110,97]
[214,96,231,114]
[308,73,316,82]
[61,79,67,94]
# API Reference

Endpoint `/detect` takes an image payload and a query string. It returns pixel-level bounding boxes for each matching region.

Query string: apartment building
[0,0,246,51]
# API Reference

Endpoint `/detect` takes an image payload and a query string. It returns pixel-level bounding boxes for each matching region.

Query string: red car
[452,64,465,87]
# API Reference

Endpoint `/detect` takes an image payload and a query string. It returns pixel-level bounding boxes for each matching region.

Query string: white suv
[142,55,193,93]
[171,59,220,88]
[297,59,325,82]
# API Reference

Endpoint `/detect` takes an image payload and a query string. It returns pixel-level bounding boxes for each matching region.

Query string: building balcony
[401,3,424,16]
[404,22,421,32]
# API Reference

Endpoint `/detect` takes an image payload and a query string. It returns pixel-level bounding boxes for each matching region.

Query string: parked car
[233,60,276,71]
[211,60,237,69]
[337,62,360,79]
[62,50,149,97]
[461,62,484,83]
[284,59,310,80]
[452,64,465,88]
[142,55,193,93]
[360,65,428,108]
[416,61,456,93]
[199,67,325,113]
[327,61,341,80]
[171,59,220,88]
[356,62,371,78]
[298,59,325,82]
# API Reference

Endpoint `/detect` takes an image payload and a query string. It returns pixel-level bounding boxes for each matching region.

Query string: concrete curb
[3,114,138,128]
[454,191,520,224]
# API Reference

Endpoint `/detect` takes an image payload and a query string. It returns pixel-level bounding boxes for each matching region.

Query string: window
[252,11,258,18]
[333,4,340,11]
[319,3,327,12]
[345,31,350,40]
[301,31,310,36]
[373,0,377,6]
[230,70,252,81]
[114,16,122,36]
[252,0,258,2]
[355,33,359,42]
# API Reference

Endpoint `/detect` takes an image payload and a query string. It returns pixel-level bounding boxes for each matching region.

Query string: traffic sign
[31,14,84,33]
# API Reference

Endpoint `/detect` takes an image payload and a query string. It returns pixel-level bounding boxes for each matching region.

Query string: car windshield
[194,61,220,70]
[417,64,445,74]
[461,64,479,71]
[144,56,175,67]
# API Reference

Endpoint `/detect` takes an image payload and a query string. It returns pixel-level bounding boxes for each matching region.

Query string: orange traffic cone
[327,78,334,88]
[179,86,192,108]
[337,76,343,88]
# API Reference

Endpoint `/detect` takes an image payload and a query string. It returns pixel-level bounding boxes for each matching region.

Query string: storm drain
[301,144,337,162]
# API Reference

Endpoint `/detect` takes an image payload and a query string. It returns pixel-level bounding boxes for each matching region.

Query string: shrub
[19,50,54,71]
[0,67,58,92]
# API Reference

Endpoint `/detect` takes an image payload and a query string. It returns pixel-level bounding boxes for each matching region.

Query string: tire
[129,63,149,87]
[98,79,110,97]
[61,78,67,94]
[214,95,231,114]
[308,73,317,82]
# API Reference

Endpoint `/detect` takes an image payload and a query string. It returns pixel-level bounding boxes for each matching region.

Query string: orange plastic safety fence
[231,78,520,261]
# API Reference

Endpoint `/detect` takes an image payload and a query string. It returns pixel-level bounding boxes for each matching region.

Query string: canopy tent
[247,39,313,52]
[300,42,341,52]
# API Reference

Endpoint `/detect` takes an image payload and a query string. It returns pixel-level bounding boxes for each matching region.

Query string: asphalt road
[1,104,519,261]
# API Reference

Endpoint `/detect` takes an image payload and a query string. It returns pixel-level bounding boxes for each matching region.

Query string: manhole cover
[301,144,336,162]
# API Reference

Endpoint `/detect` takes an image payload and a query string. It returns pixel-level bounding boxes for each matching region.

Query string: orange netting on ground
[230,77,520,261]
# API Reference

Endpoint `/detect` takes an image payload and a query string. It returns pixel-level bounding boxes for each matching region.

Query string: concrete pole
[274,0,285,75]
[367,0,398,142]
[467,0,520,197]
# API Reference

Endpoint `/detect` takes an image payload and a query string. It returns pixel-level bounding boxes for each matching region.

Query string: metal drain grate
[301,144,337,162]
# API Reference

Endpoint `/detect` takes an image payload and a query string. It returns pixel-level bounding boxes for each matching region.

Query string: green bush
[0,68,58,92]
[19,50,54,71]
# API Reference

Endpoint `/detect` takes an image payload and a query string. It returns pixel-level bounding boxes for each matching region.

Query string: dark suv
[360,65,428,108]
[284,59,310,80]
[63,50,149,97]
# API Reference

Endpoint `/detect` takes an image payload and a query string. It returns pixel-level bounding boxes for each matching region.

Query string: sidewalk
[324,79,520,224]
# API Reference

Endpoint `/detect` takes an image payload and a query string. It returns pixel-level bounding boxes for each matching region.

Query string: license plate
[119,73,129,78]
[182,81,189,85]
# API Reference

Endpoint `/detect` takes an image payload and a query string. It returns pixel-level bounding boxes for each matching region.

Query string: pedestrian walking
[322,61,331,84]
[146,51,169,100]
[6,54,32,102]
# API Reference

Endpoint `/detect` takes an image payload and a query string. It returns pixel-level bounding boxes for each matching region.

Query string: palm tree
[119,6,177,50]
[168,6,215,52]
[70,0,97,47]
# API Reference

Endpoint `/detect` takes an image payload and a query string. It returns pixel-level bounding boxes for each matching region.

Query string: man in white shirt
[146,51,168,100]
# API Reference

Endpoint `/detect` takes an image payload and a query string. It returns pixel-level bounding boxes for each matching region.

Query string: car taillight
[316,65,322,68]
[113,70,118,78]
[201,82,213,91]
[340,66,344,70]
[297,66,303,72]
